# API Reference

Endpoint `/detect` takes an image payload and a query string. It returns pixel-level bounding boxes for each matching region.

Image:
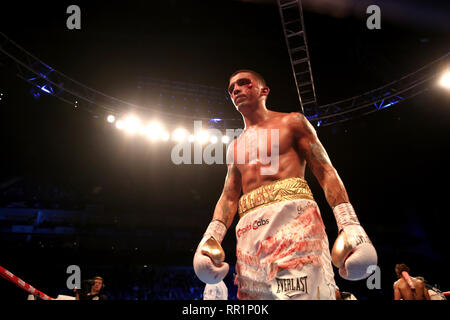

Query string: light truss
[1,32,448,129]
[277,0,317,115]
[308,53,449,127]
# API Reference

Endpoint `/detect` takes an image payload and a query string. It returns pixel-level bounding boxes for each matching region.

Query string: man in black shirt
[75,276,107,300]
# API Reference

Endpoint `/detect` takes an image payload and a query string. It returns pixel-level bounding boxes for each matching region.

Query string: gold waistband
[238,177,314,219]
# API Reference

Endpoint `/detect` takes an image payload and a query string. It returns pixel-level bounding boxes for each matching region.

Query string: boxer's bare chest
[232,115,306,193]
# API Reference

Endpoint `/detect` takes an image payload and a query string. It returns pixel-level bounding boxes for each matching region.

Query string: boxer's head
[228,70,270,114]
[395,263,410,279]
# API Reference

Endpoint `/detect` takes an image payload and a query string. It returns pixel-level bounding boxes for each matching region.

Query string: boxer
[394,264,430,300]
[193,70,377,299]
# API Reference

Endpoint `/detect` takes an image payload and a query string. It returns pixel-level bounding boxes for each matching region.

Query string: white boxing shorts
[234,177,337,300]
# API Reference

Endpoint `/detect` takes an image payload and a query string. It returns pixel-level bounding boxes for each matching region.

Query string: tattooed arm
[212,140,242,228]
[290,113,377,281]
[193,142,240,284]
[290,113,349,208]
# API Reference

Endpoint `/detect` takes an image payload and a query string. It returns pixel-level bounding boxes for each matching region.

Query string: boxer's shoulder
[394,278,407,288]
[267,110,298,120]
[257,111,315,142]
[263,111,302,127]
[279,111,316,136]
[280,111,307,125]
[412,277,424,287]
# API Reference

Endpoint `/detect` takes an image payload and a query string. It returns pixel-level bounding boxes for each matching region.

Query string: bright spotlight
[222,135,230,144]
[115,120,124,130]
[172,128,188,142]
[145,122,164,140]
[439,71,450,88]
[123,116,141,134]
[210,135,218,144]
[197,130,209,144]
[107,115,116,123]
[188,135,195,143]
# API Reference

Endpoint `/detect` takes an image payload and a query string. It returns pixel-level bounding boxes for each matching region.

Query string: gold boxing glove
[193,220,229,284]
[200,236,225,266]
[331,203,378,281]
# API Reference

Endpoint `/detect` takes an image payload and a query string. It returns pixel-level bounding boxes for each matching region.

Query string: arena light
[144,121,164,140]
[172,128,188,142]
[221,135,230,144]
[210,135,219,144]
[123,116,142,134]
[107,115,116,123]
[115,120,124,130]
[196,130,210,144]
[38,84,53,94]
[439,71,450,89]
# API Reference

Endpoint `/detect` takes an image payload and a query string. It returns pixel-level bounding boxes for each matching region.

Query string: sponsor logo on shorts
[237,218,269,238]
[296,201,316,215]
[275,276,308,298]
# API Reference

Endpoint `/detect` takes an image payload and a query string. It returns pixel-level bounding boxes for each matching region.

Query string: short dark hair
[395,264,410,275]
[229,69,267,87]
[93,276,104,283]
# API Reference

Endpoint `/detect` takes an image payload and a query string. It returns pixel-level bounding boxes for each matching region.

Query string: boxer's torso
[231,111,306,194]
[395,278,427,300]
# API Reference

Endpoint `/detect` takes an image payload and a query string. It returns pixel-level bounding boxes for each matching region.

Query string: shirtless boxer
[193,70,377,299]
[394,264,430,300]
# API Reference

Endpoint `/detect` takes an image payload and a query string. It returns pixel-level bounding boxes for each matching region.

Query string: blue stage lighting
[40,84,53,94]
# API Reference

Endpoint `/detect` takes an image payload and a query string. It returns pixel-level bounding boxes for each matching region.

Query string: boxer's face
[228,72,268,114]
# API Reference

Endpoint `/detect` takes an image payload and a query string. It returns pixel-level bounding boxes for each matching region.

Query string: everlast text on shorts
[275,276,308,298]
